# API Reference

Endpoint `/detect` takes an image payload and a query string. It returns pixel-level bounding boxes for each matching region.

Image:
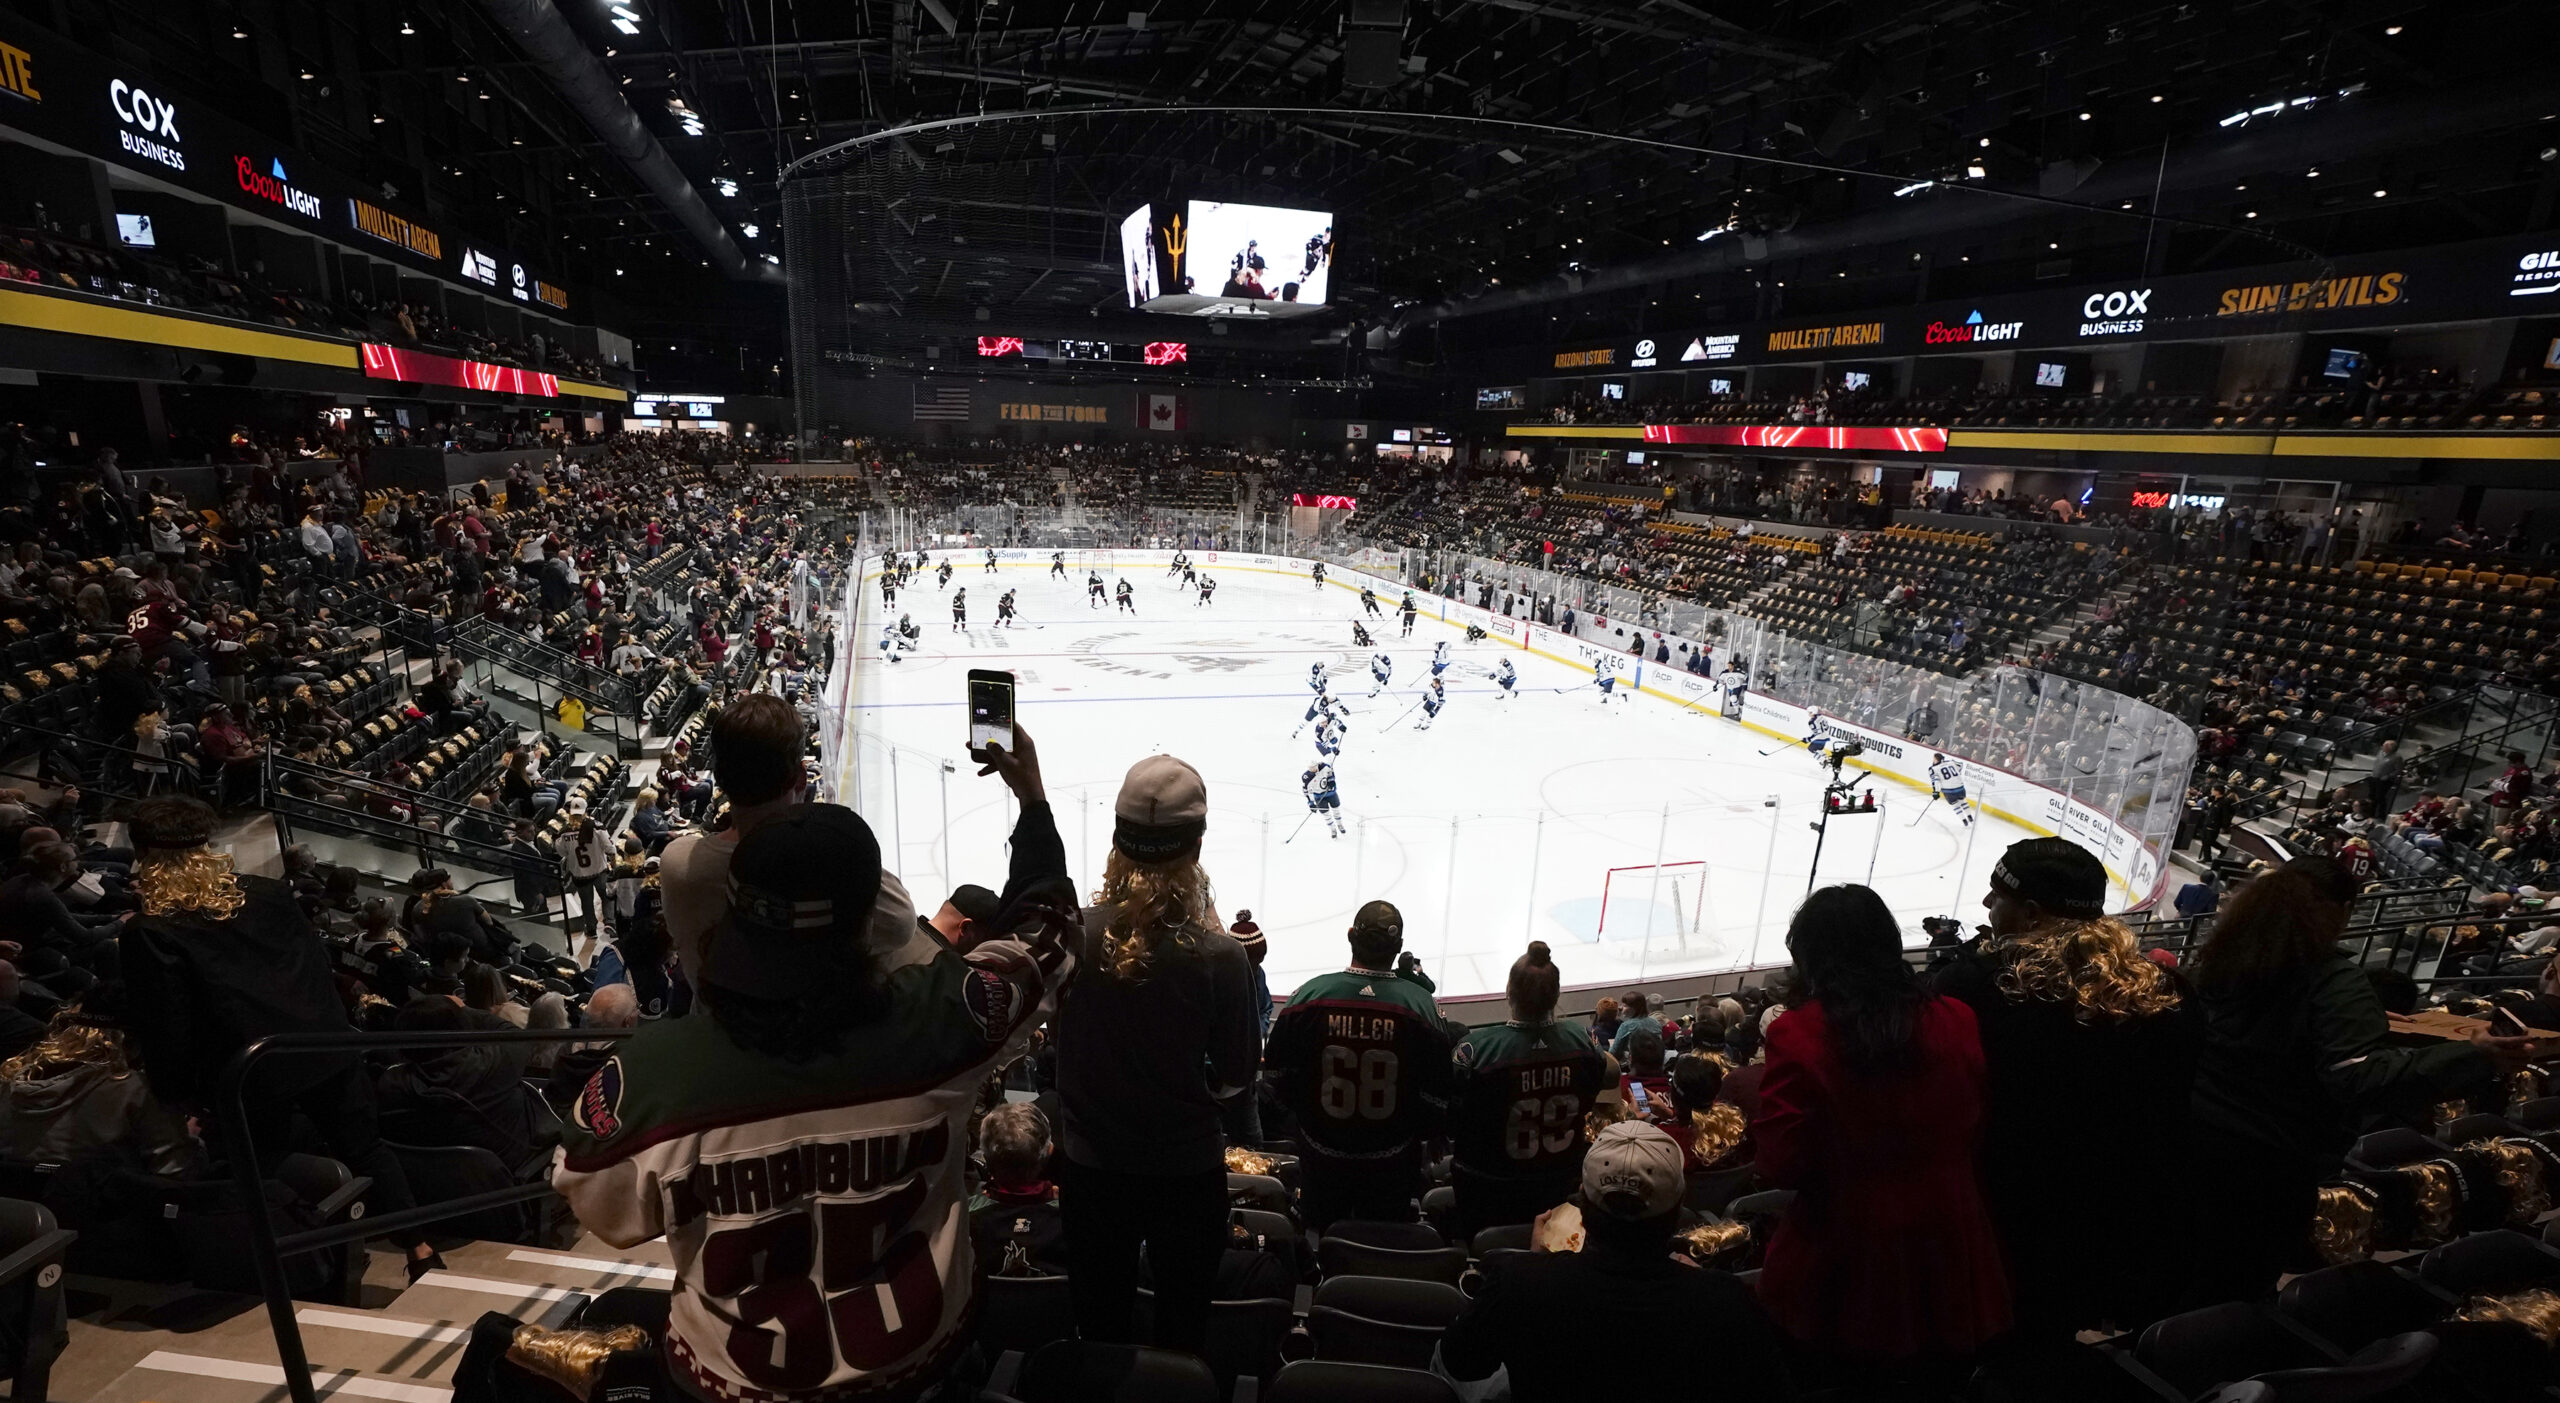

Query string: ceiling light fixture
[2385,23,2403,34]
[741,223,759,238]
[399,19,414,34]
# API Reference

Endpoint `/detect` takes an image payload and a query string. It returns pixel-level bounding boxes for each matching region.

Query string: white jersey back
[1303,763,1338,797]
[1930,758,1967,791]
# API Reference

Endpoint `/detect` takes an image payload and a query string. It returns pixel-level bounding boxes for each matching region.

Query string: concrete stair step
[424,1239,674,1292]
[378,1271,589,1328]
[84,1349,453,1403]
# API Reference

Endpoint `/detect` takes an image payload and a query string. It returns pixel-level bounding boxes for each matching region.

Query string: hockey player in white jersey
[1803,708,1839,760]
[1369,651,1393,697]
[878,618,909,663]
[1928,752,1976,826]
[1431,641,1451,678]
[1302,761,1345,837]
[1495,657,1518,699]
[1292,667,1331,737]
[1417,675,1447,729]
[1314,713,1345,759]
[1593,660,1624,704]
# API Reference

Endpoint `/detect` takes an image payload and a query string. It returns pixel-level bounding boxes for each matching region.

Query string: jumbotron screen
[1124,198,1333,318]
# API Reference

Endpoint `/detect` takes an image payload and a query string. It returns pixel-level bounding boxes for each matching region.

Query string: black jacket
[1054,906,1260,1177]
[120,875,353,1107]
[2192,951,2498,1178]
[1933,939,2199,1332]
[1441,1233,1795,1402]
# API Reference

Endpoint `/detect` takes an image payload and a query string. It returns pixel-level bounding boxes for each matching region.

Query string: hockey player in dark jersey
[1447,941,1609,1236]
[1262,901,1451,1227]
[1360,585,1382,617]
[1196,575,1217,606]
[937,559,953,589]
[1311,561,1327,589]
[1115,578,1136,614]
[950,586,968,631]
[984,546,999,574]
[1399,592,1418,637]
[1051,550,1068,579]
[1087,571,1107,608]
[996,589,1018,629]
[1350,619,1372,647]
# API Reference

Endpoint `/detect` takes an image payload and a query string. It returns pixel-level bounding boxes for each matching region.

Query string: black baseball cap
[701,804,885,1001]
[945,884,1002,925]
[1988,837,2108,918]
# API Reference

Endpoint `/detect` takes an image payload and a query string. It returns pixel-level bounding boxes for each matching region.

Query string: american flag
[912,383,971,422]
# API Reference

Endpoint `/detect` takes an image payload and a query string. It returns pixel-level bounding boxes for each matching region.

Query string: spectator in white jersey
[552,730,1074,1403]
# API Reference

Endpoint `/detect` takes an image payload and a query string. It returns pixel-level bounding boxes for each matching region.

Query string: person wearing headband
[1934,837,2192,1340]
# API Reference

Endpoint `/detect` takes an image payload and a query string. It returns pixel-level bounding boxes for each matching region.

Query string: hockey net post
[1597,860,1709,946]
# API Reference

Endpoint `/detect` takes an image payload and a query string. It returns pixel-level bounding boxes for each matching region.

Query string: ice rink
[836,552,2062,1002]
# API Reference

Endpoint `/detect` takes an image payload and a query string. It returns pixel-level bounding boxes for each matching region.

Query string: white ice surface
[839,556,2048,1001]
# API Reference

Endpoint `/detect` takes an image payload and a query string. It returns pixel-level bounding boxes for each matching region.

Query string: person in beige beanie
[1051,754,1262,1353]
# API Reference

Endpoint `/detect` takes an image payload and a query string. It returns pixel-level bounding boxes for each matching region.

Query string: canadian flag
[1145,392,1187,431]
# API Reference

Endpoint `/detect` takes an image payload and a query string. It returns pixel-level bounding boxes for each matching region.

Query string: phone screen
[968,670,1016,754]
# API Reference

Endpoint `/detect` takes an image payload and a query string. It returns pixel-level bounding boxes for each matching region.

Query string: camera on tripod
[1831,741,1866,762]
[1921,915,1966,945]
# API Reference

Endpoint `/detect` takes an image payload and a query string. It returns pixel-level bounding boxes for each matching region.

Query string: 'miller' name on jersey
[666,1121,951,1226]
[1327,1013,1399,1043]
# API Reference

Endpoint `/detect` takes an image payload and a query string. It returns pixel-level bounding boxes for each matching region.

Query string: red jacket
[1754,996,2010,1361]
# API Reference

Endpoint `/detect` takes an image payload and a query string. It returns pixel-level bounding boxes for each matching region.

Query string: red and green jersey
[1448,1020,1611,1183]
[1264,967,1452,1160]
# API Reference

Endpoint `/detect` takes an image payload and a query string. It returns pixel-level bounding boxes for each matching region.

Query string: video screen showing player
[1119,205,1160,307]
[1186,201,1332,307]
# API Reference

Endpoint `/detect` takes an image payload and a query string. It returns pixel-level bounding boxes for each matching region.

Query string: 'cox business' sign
[2079,287,2151,336]
[107,77,183,171]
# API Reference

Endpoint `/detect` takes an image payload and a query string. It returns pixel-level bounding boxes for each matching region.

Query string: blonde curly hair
[1994,916,2181,1023]
[1090,848,1222,981]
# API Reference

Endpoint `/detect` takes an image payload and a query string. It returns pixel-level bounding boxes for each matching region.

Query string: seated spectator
[1610,990,1661,1057]
[969,1102,1067,1277]
[0,843,125,971]
[544,981,637,1107]
[1616,1027,1674,1121]
[1661,1052,1750,1175]
[1440,1121,1796,1401]
[0,983,199,1176]
[376,995,547,1166]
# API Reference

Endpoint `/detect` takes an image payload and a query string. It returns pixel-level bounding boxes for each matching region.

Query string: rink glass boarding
[815,539,2194,987]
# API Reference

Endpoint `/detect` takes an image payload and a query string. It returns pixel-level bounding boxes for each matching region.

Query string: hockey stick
[1908,800,1937,828]
[1387,696,1425,728]
[1282,811,1316,844]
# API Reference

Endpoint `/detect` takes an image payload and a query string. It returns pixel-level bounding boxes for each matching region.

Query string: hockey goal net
[1596,861,1709,941]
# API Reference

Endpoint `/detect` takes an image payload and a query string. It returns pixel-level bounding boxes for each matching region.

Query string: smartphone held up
[968,669,1017,760]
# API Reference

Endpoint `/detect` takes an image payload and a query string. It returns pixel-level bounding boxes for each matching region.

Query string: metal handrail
[221,1027,636,1403]
[450,617,640,714]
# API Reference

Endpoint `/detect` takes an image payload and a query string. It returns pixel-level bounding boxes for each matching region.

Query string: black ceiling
[15,0,2560,370]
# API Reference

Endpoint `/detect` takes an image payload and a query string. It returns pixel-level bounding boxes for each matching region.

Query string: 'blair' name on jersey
[1514,1062,1579,1096]
[1327,1012,1399,1043]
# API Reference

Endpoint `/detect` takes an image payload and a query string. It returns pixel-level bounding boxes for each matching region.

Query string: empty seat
[1314,1237,1467,1285]
[1264,1360,1461,1403]
[2416,1228,2560,1297]
[1013,1341,1218,1403]
[2277,1260,2445,1354]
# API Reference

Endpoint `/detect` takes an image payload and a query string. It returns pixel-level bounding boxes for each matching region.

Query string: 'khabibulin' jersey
[553,880,1071,1403]
[1929,758,1967,793]
[1263,967,1451,1161]
[1448,1020,1611,1185]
